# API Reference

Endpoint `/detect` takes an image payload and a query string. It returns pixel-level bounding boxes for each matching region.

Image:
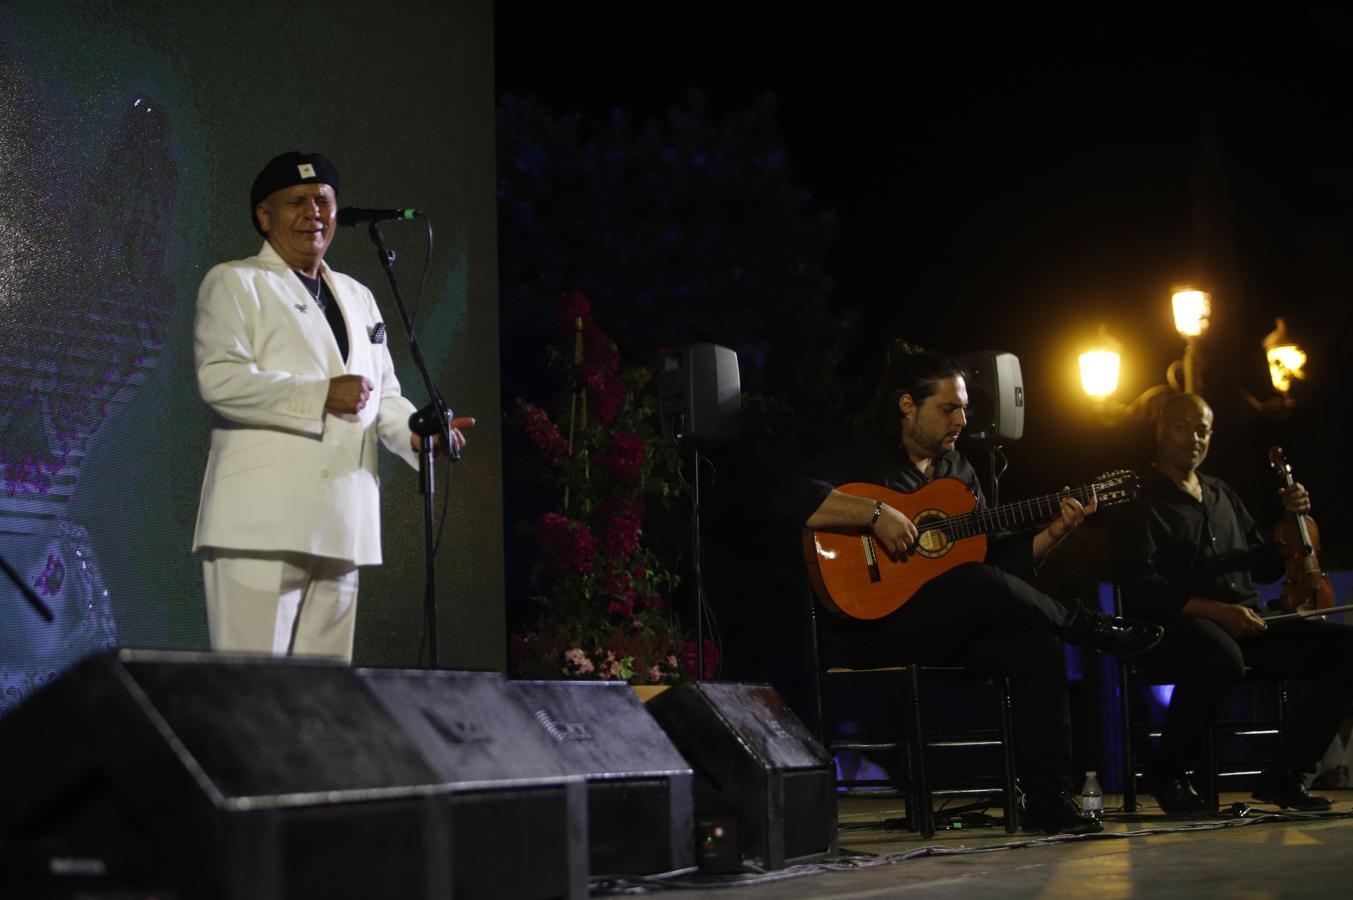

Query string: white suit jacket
[192,242,418,565]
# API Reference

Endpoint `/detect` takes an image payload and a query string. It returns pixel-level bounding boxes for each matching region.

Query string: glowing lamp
[1079,350,1121,399]
[1172,290,1211,338]
[1263,317,1306,394]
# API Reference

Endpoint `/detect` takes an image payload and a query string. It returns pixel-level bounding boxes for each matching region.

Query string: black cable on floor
[590,807,1353,894]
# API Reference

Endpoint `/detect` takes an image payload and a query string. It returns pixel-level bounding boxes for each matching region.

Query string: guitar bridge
[861,534,882,583]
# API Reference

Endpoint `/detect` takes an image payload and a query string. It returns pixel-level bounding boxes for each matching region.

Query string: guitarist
[1112,392,1353,814]
[787,340,1163,835]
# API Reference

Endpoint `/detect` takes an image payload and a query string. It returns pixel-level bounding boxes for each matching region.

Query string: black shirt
[1111,466,1284,621]
[295,271,348,363]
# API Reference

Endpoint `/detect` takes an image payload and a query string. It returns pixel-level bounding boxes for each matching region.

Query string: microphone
[337,207,421,227]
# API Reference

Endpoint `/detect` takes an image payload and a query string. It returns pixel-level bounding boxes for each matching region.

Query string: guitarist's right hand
[873,504,920,559]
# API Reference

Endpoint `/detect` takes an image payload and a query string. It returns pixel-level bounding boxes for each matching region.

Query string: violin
[1267,446,1336,614]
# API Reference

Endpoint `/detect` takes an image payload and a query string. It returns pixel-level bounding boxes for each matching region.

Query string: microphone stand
[2,549,55,622]
[364,220,458,668]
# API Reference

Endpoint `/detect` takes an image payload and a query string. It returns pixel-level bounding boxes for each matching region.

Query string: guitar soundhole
[913,509,951,559]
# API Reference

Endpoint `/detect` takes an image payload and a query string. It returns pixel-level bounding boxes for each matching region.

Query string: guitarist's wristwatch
[868,500,884,528]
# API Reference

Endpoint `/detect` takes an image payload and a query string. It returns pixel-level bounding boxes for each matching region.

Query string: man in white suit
[193,151,469,662]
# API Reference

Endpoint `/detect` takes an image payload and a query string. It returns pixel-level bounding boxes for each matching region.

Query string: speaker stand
[985,443,1007,506]
[691,447,709,682]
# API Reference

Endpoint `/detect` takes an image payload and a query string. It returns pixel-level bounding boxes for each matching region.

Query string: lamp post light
[1263,317,1306,396]
[1242,316,1308,414]
[1170,289,1210,394]
[1079,349,1121,400]
[1078,323,1172,422]
[1079,289,1212,423]
[1080,291,1310,421]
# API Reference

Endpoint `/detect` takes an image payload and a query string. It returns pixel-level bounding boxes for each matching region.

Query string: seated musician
[1111,391,1353,813]
[786,340,1163,835]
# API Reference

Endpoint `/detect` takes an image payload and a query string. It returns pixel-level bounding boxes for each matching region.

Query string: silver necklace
[298,272,326,312]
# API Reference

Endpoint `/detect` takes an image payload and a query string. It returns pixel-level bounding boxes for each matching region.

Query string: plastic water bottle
[1080,770,1104,820]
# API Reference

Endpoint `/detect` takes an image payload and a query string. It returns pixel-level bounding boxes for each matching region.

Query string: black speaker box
[958,350,1024,443]
[356,668,588,899]
[0,650,454,900]
[508,680,695,878]
[645,682,836,870]
[658,343,740,446]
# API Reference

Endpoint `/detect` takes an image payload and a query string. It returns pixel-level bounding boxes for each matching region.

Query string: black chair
[805,594,1020,838]
[1113,585,1289,812]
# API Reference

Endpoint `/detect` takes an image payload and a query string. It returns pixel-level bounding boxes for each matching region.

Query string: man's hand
[326,375,373,415]
[1187,597,1268,638]
[1048,491,1098,542]
[872,505,920,559]
[1280,482,1311,516]
[411,416,476,455]
[1031,491,1097,560]
[1211,603,1269,638]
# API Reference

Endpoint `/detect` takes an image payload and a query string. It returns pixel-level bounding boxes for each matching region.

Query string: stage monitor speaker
[508,680,695,878]
[0,649,454,900]
[644,682,836,871]
[959,350,1024,443]
[356,668,588,899]
[658,343,740,446]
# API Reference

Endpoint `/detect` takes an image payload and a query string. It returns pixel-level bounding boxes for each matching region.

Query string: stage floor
[602,791,1353,898]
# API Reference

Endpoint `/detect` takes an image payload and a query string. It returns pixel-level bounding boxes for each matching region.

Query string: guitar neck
[919,484,1097,540]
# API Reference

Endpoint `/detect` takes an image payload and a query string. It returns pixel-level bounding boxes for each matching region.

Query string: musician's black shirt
[1111,466,1284,621]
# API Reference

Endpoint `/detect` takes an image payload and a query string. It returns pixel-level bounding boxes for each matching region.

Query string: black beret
[249,151,340,235]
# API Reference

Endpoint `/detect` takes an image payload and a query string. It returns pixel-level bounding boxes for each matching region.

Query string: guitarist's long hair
[866,339,966,444]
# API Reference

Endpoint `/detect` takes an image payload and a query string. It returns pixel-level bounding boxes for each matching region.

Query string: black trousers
[826,561,1075,788]
[1135,615,1353,775]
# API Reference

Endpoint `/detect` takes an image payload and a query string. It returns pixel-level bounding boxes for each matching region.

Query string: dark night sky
[496,7,1353,560]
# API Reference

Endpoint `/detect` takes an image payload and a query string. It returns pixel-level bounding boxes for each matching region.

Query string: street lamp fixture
[1078,322,1172,422]
[1171,289,1211,338]
[1170,289,1210,394]
[1079,350,1121,399]
[1243,316,1308,414]
[1081,292,1309,421]
[1263,317,1306,395]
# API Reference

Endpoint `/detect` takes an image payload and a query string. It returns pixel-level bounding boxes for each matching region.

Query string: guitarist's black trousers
[825,560,1077,792]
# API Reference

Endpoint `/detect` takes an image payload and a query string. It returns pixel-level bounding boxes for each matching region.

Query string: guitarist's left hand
[1035,491,1098,559]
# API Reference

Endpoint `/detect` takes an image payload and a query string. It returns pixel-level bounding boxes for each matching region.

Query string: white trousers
[202,550,359,663]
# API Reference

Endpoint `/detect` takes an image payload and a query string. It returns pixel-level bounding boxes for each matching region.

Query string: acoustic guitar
[802,471,1140,620]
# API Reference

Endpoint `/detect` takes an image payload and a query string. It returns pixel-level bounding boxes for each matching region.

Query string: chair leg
[906,666,935,839]
[1122,664,1139,813]
[997,676,1019,833]
[811,671,828,752]
[1202,723,1219,810]
[1276,679,1289,764]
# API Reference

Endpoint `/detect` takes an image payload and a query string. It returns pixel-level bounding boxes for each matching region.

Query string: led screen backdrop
[0,0,503,713]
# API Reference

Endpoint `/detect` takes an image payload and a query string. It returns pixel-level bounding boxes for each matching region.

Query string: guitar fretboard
[917,484,1101,540]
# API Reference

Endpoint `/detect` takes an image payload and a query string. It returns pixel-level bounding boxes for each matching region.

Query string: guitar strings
[914,483,1107,540]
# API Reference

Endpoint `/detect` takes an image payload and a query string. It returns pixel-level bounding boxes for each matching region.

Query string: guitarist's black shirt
[786,429,1036,579]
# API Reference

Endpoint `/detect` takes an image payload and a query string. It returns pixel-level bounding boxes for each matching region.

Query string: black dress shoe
[1063,604,1163,659]
[1251,769,1333,811]
[1148,772,1212,816]
[1023,790,1104,835]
